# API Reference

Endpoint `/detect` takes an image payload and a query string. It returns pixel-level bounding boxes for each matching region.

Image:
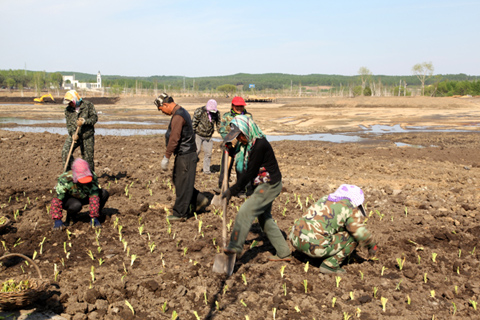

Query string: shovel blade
[212,253,236,276]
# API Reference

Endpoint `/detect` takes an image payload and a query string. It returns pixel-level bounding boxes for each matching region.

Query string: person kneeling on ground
[221,115,291,261]
[50,158,109,229]
[289,184,378,274]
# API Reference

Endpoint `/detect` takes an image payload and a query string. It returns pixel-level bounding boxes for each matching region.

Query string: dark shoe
[237,192,247,199]
[167,215,186,222]
[195,193,209,212]
[91,218,101,228]
[319,264,346,274]
[268,254,292,262]
[53,219,65,231]
[213,187,222,194]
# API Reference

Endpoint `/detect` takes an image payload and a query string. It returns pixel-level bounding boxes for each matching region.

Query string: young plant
[424,273,428,283]
[98,258,104,266]
[193,311,201,320]
[418,255,421,264]
[280,265,286,278]
[90,265,95,283]
[249,240,258,249]
[452,302,457,315]
[39,237,46,254]
[373,287,378,298]
[161,301,168,313]
[240,299,247,307]
[282,283,287,296]
[54,264,59,282]
[343,312,352,320]
[395,279,403,291]
[242,273,247,285]
[359,270,364,280]
[87,250,95,260]
[335,276,341,288]
[430,290,435,298]
[432,253,437,263]
[381,266,387,276]
[303,280,308,293]
[125,300,135,315]
[396,257,406,270]
[349,291,354,300]
[138,224,144,236]
[304,261,309,273]
[204,291,208,305]
[407,295,411,305]
[183,247,188,256]
[332,297,337,308]
[130,254,137,266]
[149,242,156,253]
[469,300,477,311]
[381,297,388,312]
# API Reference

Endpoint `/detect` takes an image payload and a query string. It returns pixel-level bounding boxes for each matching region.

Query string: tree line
[1,69,478,97]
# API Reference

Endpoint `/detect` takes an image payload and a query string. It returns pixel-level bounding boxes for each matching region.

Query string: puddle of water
[2,127,166,136]
[0,117,168,126]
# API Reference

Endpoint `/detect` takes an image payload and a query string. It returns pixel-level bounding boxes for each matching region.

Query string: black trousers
[172,152,199,217]
[62,189,109,218]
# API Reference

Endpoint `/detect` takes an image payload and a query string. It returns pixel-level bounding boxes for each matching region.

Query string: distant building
[63,71,102,90]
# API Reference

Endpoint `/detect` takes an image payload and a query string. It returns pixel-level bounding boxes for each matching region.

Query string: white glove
[161,156,169,171]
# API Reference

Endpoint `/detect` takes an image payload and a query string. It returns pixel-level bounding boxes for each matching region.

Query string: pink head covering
[328,184,364,207]
[72,158,93,184]
[205,99,217,122]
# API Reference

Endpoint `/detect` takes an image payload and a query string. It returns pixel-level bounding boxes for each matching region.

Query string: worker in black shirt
[221,115,292,261]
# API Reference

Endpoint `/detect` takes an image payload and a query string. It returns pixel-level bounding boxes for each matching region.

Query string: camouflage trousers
[290,225,358,269]
[62,135,95,172]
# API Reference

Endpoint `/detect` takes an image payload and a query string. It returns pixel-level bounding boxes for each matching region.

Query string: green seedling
[396,257,406,270]
[432,253,437,263]
[91,265,95,283]
[332,297,337,308]
[407,295,411,305]
[60,258,65,267]
[204,291,208,305]
[304,261,309,273]
[97,246,102,254]
[193,311,201,320]
[381,266,387,276]
[457,266,460,274]
[138,224,144,235]
[349,291,354,300]
[381,297,388,312]
[125,300,135,315]
[54,264,59,282]
[63,242,67,254]
[280,265,286,278]
[471,247,476,255]
[130,254,137,266]
[87,250,94,260]
[32,250,37,260]
[272,307,277,320]
[452,302,457,315]
[13,210,20,221]
[215,301,220,310]
[469,300,477,311]
[198,220,202,234]
[242,273,247,285]
[355,308,362,318]
[113,217,119,229]
[39,237,46,254]
[249,240,258,249]
[240,299,247,307]
[359,270,364,280]
[223,284,229,295]
[424,273,428,283]
[13,238,23,247]
[1,241,7,251]
[294,306,300,312]
[183,247,188,256]
[227,219,233,232]
[282,283,287,296]
[430,290,435,298]
[303,279,308,293]
[161,301,168,312]
[98,258,104,266]
[454,286,458,295]
[282,207,287,216]
[343,312,352,320]
[373,287,378,298]
[149,242,156,253]
[122,240,128,252]
[335,276,341,288]
[395,279,403,291]
[458,249,461,258]
[418,255,421,265]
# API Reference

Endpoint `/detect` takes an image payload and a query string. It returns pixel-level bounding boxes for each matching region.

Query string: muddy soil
[1,96,480,319]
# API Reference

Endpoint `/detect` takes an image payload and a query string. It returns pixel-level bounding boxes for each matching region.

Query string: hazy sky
[1,0,479,77]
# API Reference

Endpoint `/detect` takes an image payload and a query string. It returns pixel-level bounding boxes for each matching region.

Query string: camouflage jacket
[192,106,220,138]
[65,100,98,139]
[54,171,100,200]
[218,109,252,139]
[292,195,374,248]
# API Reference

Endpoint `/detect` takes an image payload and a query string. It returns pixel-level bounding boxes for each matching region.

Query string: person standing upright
[216,96,253,194]
[61,90,98,172]
[192,99,220,174]
[154,93,209,221]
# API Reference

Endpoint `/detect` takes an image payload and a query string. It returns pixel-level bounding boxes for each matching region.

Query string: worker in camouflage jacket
[192,99,220,174]
[290,184,378,274]
[61,90,98,171]
[216,96,253,194]
[50,158,109,229]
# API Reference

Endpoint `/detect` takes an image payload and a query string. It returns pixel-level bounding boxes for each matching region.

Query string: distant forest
[1,69,479,97]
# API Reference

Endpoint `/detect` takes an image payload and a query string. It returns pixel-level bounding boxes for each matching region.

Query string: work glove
[368,243,378,258]
[53,219,65,230]
[161,156,169,171]
[91,218,101,228]
[222,189,232,202]
[77,118,85,127]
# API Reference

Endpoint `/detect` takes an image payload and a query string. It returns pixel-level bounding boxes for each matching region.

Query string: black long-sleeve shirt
[229,138,281,196]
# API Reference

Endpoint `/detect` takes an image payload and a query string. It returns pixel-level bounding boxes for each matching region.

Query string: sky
[1,0,479,78]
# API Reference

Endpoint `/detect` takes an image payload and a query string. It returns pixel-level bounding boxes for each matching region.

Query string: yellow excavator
[34,94,55,103]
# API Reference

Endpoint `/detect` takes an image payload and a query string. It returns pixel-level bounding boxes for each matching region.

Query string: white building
[63,71,102,90]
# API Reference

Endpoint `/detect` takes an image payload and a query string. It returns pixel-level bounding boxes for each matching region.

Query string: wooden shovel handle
[222,150,233,247]
[63,126,80,172]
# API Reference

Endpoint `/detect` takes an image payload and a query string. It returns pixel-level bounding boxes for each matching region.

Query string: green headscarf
[230,115,265,172]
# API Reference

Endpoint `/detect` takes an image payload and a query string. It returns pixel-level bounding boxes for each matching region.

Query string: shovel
[63,126,80,172]
[212,150,236,275]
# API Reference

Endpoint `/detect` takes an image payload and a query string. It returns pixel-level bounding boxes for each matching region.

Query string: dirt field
[1,96,480,319]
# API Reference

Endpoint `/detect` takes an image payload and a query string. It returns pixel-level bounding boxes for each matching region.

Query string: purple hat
[206,99,218,112]
[328,184,366,216]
